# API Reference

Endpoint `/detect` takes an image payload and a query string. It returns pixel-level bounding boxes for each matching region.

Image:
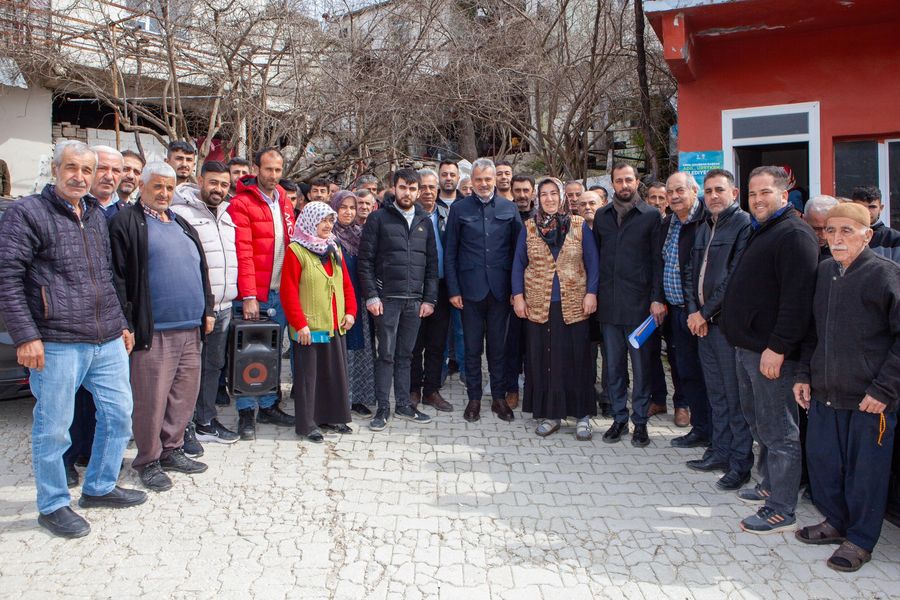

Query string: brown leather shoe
[464,399,481,422]
[491,399,515,422]
[423,392,453,412]
[648,403,668,417]
[505,391,519,409]
[410,390,421,409]
[674,407,691,427]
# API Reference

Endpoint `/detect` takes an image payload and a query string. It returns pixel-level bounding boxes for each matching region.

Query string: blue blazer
[444,191,522,302]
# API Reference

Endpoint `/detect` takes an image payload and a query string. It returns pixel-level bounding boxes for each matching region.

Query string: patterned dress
[343,251,376,406]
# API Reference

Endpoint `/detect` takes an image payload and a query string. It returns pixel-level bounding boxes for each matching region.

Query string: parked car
[0,197,31,400]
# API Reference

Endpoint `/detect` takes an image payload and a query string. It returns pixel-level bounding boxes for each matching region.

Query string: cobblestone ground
[1,363,898,600]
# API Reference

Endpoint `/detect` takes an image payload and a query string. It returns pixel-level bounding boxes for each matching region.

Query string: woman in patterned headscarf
[511,177,600,440]
[329,190,376,417]
[280,201,356,443]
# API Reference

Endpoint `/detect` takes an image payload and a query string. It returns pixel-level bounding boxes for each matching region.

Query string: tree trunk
[458,113,478,161]
[633,0,659,179]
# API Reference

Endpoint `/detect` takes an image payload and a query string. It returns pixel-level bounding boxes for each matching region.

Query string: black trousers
[461,294,510,402]
[669,305,711,439]
[411,282,451,396]
[807,401,897,552]
[650,321,687,409]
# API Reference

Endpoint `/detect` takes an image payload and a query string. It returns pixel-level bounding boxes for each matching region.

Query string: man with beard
[445,158,522,423]
[409,169,453,413]
[593,162,664,447]
[172,161,240,450]
[359,168,439,431]
[438,160,461,209]
[495,161,514,201]
[511,174,535,221]
[166,141,197,185]
[117,150,144,203]
[721,165,818,534]
[579,189,612,417]
[504,174,536,409]
[227,147,297,439]
[227,158,251,196]
[850,185,900,263]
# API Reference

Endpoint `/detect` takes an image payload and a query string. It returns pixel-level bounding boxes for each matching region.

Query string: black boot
[238,409,256,441]
[257,404,295,427]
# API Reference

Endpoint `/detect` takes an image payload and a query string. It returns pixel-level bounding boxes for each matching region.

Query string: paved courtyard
[0,371,898,600]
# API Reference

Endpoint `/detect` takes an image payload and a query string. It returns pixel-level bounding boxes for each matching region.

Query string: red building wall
[676,19,900,195]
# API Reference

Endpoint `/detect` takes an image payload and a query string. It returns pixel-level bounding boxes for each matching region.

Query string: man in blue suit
[445,158,522,422]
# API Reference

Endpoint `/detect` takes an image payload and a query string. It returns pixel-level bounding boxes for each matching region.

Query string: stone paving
[0,370,898,600]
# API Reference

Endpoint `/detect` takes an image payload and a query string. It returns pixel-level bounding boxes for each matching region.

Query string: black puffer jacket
[0,185,127,345]
[683,202,752,323]
[870,220,900,264]
[357,203,438,304]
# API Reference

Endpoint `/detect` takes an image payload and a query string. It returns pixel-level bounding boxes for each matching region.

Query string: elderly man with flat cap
[793,202,900,572]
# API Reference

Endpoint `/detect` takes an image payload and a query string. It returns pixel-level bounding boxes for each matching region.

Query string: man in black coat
[444,158,522,423]
[850,185,900,263]
[683,169,753,490]
[593,162,665,447]
[794,202,900,572]
[109,162,215,493]
[721,165,819,535]
[0,141,145,538]
[358,168,439,431]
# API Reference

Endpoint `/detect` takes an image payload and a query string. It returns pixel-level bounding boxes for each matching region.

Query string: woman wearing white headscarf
[512,177,600,440]
[281,201,356,443]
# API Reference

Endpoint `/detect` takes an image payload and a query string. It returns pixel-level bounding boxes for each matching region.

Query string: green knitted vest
[287,243,346,340]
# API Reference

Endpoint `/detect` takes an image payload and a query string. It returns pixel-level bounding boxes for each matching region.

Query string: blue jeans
[29,339,133,514]
[602,323,653,426]
[699,324,753,474]
[234,291,287,412]
[735,347,801,515]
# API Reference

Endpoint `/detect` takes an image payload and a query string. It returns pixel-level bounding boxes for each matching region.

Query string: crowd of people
[0,140,898,575]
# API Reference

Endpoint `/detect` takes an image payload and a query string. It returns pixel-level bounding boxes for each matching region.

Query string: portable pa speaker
[228,318,281,396]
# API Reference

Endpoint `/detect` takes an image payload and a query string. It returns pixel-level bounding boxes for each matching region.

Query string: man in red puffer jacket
[227,147,296,440]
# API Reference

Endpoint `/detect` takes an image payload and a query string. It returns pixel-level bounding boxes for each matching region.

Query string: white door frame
[880,138,898,226]
[722,101,821,196]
